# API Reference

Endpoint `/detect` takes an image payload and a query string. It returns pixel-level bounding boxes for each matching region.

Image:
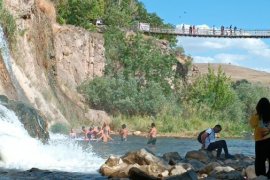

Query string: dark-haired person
[119,124,128,141]
[250,97,270,178]
[147,123,157,145]
[201,124,234,159]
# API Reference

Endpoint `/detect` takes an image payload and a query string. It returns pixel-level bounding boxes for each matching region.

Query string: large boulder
[162,152,182,162]
[185,150,210,163]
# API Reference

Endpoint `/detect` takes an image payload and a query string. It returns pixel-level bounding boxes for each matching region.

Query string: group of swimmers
[69,122,157,144]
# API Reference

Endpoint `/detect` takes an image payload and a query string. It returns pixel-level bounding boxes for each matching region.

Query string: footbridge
[139,24,270,38]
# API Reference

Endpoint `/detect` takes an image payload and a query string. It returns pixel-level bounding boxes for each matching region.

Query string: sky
[139,0,270,72]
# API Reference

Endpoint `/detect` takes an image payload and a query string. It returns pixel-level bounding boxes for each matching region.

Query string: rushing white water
[0,103,105,173]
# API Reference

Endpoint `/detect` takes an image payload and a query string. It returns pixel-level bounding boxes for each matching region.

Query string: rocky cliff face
[0,0,110,127]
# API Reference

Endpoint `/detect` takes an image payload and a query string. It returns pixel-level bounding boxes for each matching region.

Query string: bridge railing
[145,27,270,37]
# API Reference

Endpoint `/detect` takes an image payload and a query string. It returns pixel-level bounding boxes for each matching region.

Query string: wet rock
[169,165,187,176]
[105,155,123,167]
[165,170,198,180]
[188,159,205,172]
[133,131,141,135]
[185,150,209,163]
[162,152,182,162]
[244,165,256,179]
[128,167,160,180]
[210,170,244,180]
[200,162,220,174]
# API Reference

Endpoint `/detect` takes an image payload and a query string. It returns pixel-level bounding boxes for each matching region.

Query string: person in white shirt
[201,124,234,159]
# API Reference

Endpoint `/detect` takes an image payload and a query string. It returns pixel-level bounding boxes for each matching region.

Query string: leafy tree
[233,80,270,119]
[79,76,167,116]
[188,65,236,116]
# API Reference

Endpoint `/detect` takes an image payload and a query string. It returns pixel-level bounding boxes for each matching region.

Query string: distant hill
[194,63,270,85]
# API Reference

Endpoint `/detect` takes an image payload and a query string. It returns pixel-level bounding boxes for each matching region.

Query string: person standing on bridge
[212,25,215,35]
[182,24,185,34]
[189,25,192,34]
[221,25,224,36]
[234,26,237,35]
[192,25,196,34]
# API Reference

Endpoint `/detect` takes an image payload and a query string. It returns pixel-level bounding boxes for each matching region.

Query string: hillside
[195,63,270,85]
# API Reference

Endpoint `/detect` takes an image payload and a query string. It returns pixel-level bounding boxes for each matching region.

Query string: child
[69,128,76,139]
[147,123,157,145]
[119,124,128,141]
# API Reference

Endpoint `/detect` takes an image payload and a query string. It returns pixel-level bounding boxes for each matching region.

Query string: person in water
[119,124,128,141]
[201,124,234,159]
[98,123,113,143]
[147,123,157,145]
[81,126,89,141]
[250,97,270,177]
[69,128,76,139]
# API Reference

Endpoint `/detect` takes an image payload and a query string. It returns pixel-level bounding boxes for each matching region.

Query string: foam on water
[0,104,105,173]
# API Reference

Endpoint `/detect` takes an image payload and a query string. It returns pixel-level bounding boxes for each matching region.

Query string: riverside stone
[100,148,256,179]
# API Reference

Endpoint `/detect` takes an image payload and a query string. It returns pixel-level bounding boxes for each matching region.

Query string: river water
[0,103,255,179]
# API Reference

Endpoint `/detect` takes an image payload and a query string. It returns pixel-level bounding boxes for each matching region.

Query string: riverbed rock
[169,165,187,176]
[165,170,198,180]
[162,152,182,162]
[187,159,205,172]
[104,155,123,167]
[199,162,220,174]
[128,167,160,180]
[100,149,255,179]
[244,165,256,179]
[185,150,209,163]
[133,131,141,135]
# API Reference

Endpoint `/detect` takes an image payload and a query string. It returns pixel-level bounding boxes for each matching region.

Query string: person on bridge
[221,25,224,36]
[192,25,196,34]
[250,97,270,178]
[182,24,185,34]
[234,26,237,35]
[189,25,192,34]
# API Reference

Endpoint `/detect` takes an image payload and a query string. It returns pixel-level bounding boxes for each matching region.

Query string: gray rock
[163,152,182,162]
[165,170,198,180]
[128,167,160,180]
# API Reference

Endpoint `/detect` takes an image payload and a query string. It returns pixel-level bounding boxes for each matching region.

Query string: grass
[111,114,250,138]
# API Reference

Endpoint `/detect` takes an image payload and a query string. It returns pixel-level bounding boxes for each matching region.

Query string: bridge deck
[143,28,270,38]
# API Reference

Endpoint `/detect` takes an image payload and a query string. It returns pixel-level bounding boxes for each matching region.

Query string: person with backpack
[198,124,234,159]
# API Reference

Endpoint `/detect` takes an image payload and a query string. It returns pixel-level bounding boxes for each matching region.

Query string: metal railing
[142,27,270,38]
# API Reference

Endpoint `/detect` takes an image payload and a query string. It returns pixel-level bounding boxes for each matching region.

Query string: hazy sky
[139,0,270,72]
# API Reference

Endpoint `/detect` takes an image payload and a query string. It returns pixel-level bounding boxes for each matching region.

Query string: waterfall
[0,25,27,102]
[0,103,104,172]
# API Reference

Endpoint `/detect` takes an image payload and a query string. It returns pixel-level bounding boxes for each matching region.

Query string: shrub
[50,122,69,134]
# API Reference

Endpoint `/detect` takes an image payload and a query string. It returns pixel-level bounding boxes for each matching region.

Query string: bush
[79,75,167,116]
[50,122,69,134]
[0,1,16,47]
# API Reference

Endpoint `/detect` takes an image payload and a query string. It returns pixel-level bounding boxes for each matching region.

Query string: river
[0,104,255,179]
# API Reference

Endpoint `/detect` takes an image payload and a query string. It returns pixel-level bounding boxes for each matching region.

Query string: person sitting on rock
[201,124,234,159]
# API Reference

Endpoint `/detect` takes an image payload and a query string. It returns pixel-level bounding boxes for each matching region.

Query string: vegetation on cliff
[52,0,270,137]
[0,0,16,47]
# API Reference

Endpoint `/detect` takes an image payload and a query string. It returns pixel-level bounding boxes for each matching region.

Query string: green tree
[188,66,236,116]
[233,80,270,119]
